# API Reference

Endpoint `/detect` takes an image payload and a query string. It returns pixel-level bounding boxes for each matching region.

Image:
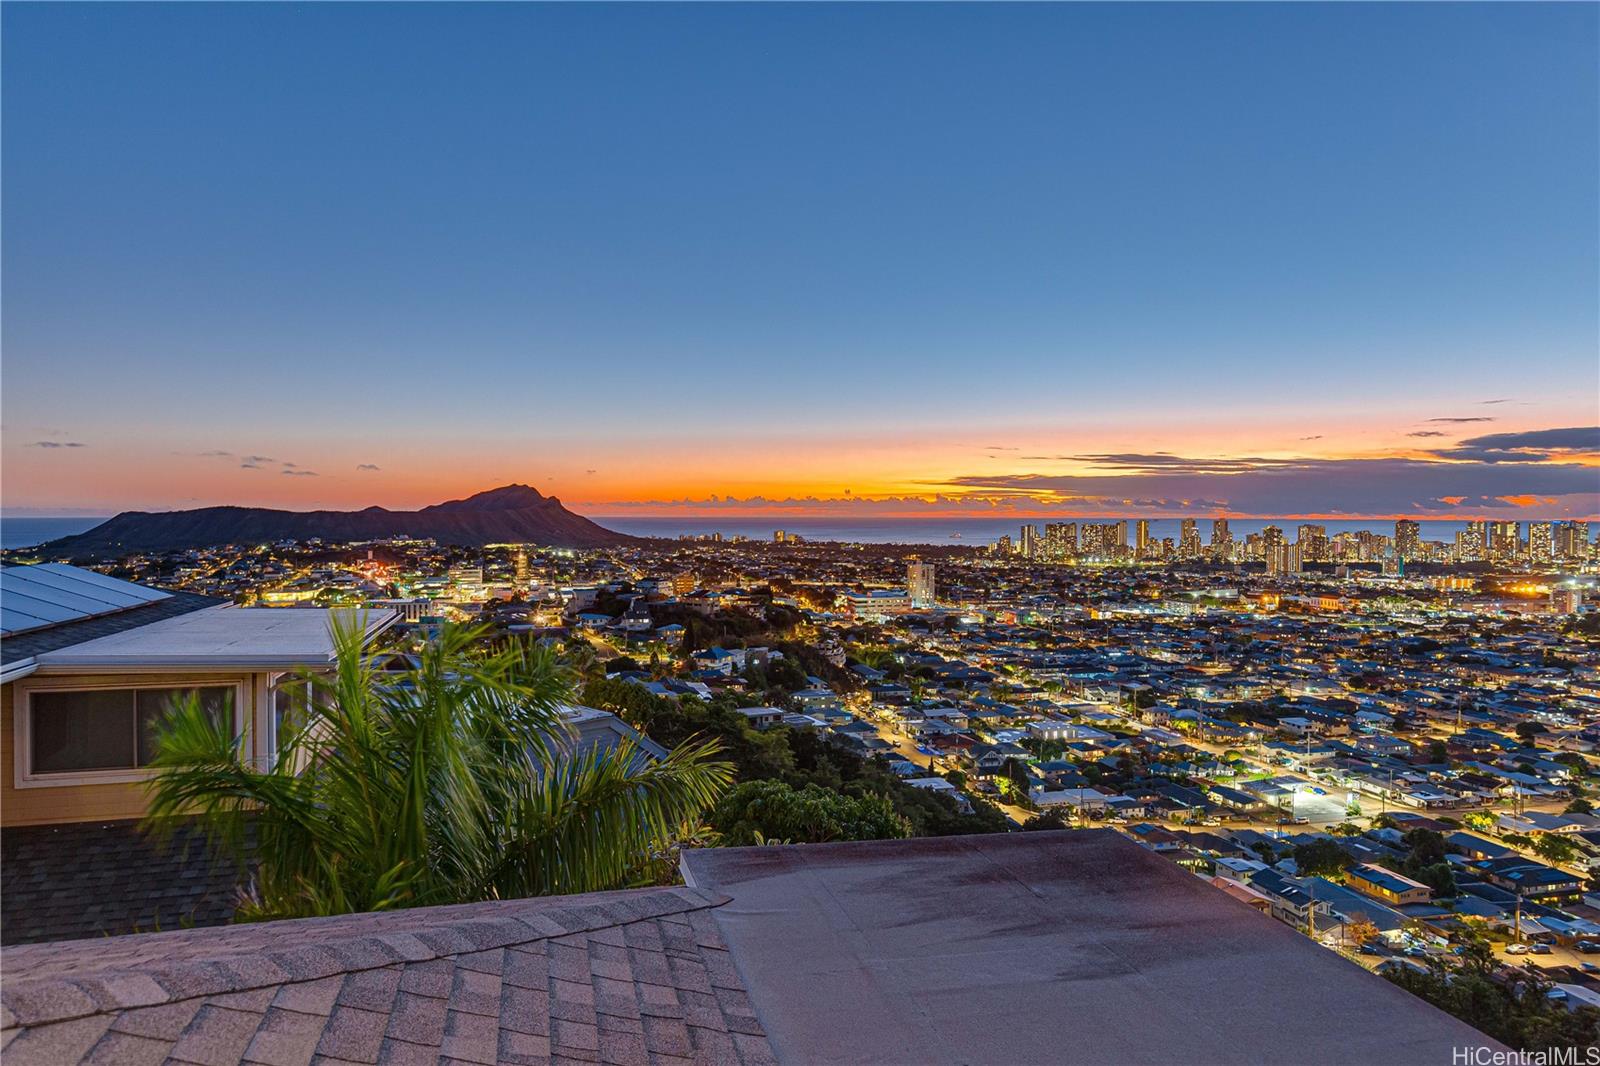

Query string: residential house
[2,564,397,829]
[1346,864,1433,906]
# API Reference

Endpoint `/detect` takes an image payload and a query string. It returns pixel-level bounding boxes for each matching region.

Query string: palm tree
[143,617,731,921]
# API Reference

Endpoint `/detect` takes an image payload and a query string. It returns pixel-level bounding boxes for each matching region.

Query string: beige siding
[2,672,268,828]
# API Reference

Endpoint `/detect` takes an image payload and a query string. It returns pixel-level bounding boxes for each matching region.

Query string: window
[271,676,313,749]
[28,686,235,776]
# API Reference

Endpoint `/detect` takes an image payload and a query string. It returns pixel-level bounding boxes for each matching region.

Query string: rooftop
[29,605,398,672]
[1,565,220,677]
[1,820,245,947]
[0,563,171,637]
[1,886,775,1066]
[0,831,1509,1064]
[682,830,1499,1065]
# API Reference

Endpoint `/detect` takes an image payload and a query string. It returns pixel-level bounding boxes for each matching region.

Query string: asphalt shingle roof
[2,819,249,946]
[1,885,775,1066]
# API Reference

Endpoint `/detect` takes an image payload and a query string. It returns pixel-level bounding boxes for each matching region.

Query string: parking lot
[1494,941,1600,974]
[1287,789,1357,825]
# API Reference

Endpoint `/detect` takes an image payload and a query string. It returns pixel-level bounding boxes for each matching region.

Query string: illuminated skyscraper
[1079,524,1104,557]
[1080,522,1126,559]
[1527,522,1553,564]
[1178,519,1201,560]
[1044,522,1077,561]
[1019,524,1040,559]
[1261,525,1285,561]
[1456,521,1486,562]
[907,561,936,607]
[1296,524,1328,564]
[1394,520,1420,561]
[1487,521,1519,564]
[1556,521,1591,561]
[1135,520,1151,559]
[1210,518,1232,559]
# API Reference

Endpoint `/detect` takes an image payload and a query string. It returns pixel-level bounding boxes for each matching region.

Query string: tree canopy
[712,780,912,845]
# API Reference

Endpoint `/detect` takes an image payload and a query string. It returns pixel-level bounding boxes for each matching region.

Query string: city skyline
[3,3,1597,518]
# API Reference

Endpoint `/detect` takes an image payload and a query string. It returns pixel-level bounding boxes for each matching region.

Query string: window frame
[14,677,249,788]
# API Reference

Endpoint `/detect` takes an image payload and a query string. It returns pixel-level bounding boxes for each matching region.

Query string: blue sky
[3,3,1596,516]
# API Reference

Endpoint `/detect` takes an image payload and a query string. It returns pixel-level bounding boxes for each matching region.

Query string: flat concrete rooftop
[32,605,396,671]
[683,829,1500,1066]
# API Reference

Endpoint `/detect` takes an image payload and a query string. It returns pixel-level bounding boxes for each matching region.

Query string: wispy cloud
[1298,435,1323,441]
[282,469,319,477]
[1426,417,1495,424]
[1406,431,1448,438]
[356,463,381,471]
[27,440,86,448]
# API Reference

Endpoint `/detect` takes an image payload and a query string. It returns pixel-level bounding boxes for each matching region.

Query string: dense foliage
[1383,934,1600,1052]
[145,621,732,920]
[1292,838,1352,878]
[580,676,1012,840]
[712,780,912,845]
[1398,828,1458,899]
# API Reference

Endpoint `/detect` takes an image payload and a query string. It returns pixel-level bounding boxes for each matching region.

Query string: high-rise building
[1210,519,1232,560]
[1487,521,1519,564]
[1179,519,1201,560]
[1394,520,1420,561]
[1556,521,1592,562]
[774,530,787,544]
[1456,521,1487,562]
[994,534,1013,556]
[1296,524,1328,564]
[907,561,936,608]
[1527,522,1553,564]
[1044,522,1077,561]
[1019,524,1039,558]
[1079,524,1104,558]
[1134,520,1151,559]
[1260,525,1285,560]
[1079,522,1126,559]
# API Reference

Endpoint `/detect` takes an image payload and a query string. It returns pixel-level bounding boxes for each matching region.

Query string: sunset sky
[3,4,1596,520]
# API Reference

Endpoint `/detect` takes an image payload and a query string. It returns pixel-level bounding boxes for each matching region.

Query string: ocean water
[1,516,108,550]
[2,513,1475,551]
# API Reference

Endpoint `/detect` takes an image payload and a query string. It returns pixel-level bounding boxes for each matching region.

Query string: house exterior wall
[1,671,274,828]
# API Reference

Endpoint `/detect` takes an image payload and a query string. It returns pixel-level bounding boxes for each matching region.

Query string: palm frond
[496,736,733,898]
[142,619,730,921]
